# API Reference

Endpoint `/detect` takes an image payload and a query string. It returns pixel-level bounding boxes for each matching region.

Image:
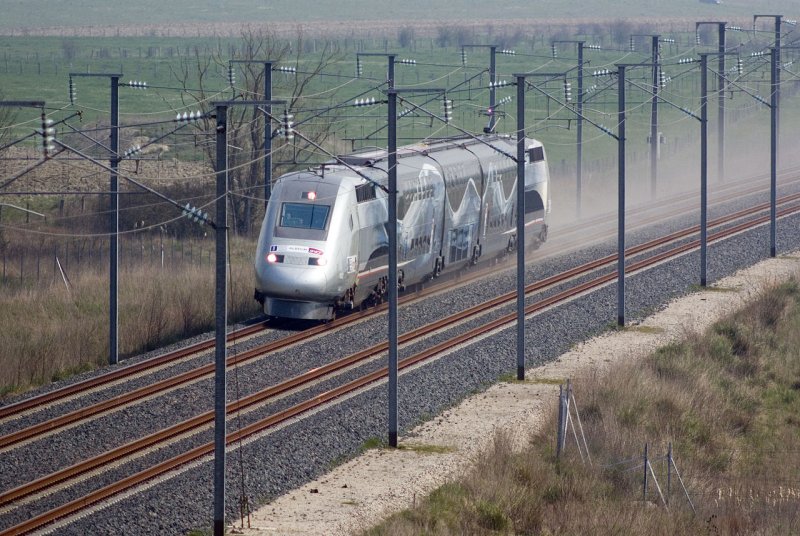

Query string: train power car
[253,134,550,320]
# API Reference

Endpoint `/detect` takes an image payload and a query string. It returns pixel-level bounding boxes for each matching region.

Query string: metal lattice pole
[109,76,120,365]
[617,65,626,326]
[387,89,399,447]
[488,46,497,132]
[770,47,778,258]
[717,23,726,183]
[700,54,709,286]
[650,36,659,199]
[515,74,526,379]
[213,103,229,536]
[576,43,584,217]
[264,62,273,205]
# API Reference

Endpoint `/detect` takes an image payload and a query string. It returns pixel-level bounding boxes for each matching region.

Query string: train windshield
[279,203,330,230]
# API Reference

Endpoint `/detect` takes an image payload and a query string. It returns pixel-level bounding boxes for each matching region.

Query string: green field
[0,0,797,30]
[0,24,792,179]
[2,9,800,394]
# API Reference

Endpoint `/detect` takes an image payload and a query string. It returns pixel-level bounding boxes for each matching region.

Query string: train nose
[255,256,332,302]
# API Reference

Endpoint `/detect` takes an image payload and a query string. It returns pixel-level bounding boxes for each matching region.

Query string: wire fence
[0,235,215,286]
[555,380,800,524]
[556,379,694,514]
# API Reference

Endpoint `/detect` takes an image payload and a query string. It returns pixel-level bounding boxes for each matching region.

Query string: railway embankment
[241,251,800,535]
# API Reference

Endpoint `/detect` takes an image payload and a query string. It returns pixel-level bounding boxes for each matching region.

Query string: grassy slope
[0,240,259,396]
[365,276,800,535]
[0,0,796,30]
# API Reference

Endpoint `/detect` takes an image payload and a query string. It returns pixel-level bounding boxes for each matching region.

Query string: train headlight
[266,253,278,263]
[309,257,327,266]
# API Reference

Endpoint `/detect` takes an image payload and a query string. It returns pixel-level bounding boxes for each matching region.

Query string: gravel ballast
[2,185,799,535]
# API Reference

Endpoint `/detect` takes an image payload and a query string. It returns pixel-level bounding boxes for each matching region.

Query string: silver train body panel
[254,135,550,320]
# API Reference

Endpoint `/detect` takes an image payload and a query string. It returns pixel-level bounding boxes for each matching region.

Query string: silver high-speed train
[254,134,550,320]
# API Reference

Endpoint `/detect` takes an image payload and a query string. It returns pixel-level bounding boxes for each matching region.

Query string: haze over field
[0,0,797,34]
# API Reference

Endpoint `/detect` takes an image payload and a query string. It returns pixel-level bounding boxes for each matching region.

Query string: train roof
[333,134,529,167]
[276,134,543,189]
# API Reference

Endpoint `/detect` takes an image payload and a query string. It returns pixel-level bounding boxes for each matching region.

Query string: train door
[447,223,476,264]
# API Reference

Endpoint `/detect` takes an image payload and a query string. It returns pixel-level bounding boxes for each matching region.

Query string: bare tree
[609,19,635,47]
[398,27,415,49]
[0,90,18,146]
[61,39,79,61]
[171,27,345,235]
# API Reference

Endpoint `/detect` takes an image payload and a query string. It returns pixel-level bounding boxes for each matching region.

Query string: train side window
[528,146,545,163]
[524,190,544,213]
[356,183,376,203]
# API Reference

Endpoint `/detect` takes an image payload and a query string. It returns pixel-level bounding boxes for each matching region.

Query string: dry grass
[0,239,260,396]
[365,278,800,535]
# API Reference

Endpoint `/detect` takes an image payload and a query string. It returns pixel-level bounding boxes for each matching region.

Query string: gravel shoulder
[239,251,800,535]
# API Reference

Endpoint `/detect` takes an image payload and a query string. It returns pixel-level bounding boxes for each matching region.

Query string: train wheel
[539,224,549,243]
[471,245,481,265]
[507,236,516,253]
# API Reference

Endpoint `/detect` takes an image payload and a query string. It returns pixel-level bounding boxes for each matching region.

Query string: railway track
[2,165,796,432]
[3,183,799,453]
[1,186,799,535]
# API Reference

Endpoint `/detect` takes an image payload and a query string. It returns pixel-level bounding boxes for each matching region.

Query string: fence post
[666,442,672,505]
[643,443,649,502]
[556,383,568,458]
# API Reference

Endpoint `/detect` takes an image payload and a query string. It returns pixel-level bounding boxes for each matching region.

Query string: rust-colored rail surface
[0,321,269,421]
[1,197,796,535]
[2,169,792,426]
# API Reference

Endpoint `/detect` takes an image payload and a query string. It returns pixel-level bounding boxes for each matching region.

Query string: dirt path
[236,252,800,535]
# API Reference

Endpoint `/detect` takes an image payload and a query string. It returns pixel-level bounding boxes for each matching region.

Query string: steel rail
[0,321,330,450]
[1,196,797,520]
[3,201,797,536]
[1,168,795,425]
[0,321,269,420]
[2,190,799,454]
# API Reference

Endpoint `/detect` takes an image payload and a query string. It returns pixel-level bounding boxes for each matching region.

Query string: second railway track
[2,179,800,534]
